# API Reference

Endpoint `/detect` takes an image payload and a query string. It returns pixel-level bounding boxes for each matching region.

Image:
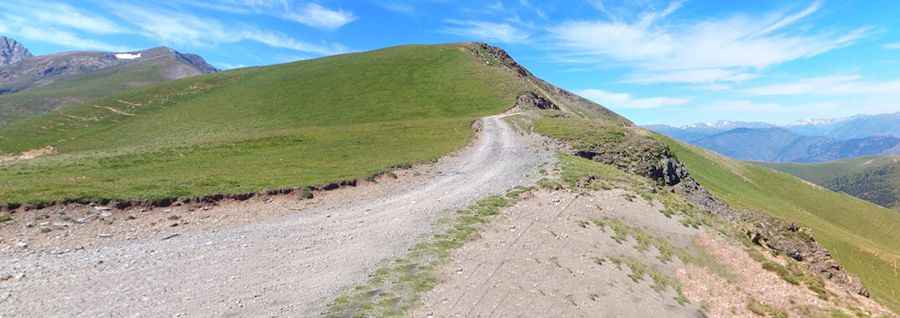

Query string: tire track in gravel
[0,114,552,317]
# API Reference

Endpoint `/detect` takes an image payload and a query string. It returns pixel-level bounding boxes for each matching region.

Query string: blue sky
[1,0,899,126]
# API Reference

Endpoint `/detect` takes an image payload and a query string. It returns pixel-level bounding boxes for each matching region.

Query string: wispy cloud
[577,89,690,109]
[109,4,347,55]
[0,0,124,35]
[443,19,530,43]
[884,42,900,50]
[744,73,900,96]
[0,0,130,51]
[624,69,758,84]
[549,1,868,84]
[705,100,789,113]
[178,1,356,30]
[10,24,131,52]
[285,3,356,30]
[378,2,416,15]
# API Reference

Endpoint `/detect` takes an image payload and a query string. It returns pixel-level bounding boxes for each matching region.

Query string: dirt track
[0,115,552,317]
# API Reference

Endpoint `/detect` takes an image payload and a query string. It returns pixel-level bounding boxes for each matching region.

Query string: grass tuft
[605,255,689,305]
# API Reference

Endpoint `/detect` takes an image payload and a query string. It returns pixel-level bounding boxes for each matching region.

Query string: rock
[161,233,180,240]
[98,233,112,238]
[39,227,52,233]
[0,36,32,65]
[15,241,27,249]
[787,223,800,232]
[514,92,558,111]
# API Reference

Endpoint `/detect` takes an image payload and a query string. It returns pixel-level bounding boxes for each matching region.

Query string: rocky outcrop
[0,36,32,66]
[468,42,633,126]
[574,129,687,186]
[671,171,869,296]
[514,92,558,111]
[468,42,531,78]
[568,128,870,297]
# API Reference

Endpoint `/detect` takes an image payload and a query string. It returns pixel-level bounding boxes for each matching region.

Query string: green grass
[764,156,900,210]
[658,135,900,312]
[0,44,528,206]
[327,187,530,317]
[534,115,629,150]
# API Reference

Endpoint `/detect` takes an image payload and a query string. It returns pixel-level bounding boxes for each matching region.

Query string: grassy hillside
[0,44,529,206]
[660,137,900,312]
[764,156,900,210]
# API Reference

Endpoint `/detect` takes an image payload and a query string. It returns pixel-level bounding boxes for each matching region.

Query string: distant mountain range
[0,36,217,125]
[646,113,900,163]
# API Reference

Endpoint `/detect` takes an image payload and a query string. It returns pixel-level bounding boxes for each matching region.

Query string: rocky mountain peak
[0,36,33,66]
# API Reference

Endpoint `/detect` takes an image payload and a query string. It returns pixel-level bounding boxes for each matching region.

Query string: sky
[1,0,899,126]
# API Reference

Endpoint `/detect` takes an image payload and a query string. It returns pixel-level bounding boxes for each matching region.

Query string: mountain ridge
[693,127,900,162]
[0,36,32,65]
[0,36,217,125]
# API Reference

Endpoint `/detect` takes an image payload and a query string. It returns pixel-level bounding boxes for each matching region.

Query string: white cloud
[0,0,131,51]
[884,42,900,50]
[109,4,346,56]
[549,1,868,84]
[285,3,356,30]
[707,100,788,113]
[443,20,531,43]
[0,1,124,35]
[0,16,130,52]
[175,1,356,30]
[577,89,690,109]
[744,74,900,96]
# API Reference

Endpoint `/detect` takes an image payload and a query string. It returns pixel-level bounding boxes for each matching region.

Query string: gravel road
[0,115,551,317]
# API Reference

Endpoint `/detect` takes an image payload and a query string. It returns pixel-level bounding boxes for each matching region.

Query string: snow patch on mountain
[114,53,142,60]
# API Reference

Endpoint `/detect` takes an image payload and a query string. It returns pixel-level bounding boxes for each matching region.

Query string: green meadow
[0,44,527,206]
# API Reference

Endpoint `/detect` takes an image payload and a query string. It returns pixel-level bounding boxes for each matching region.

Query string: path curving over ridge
[0,114,551,317]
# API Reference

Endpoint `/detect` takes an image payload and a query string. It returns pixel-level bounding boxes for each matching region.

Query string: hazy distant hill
[692,127,900,162]
[646,113,900,162]
[788,113,900,139]
[766,156,900,211]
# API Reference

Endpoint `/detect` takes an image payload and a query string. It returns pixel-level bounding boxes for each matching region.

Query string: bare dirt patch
[0,145,56,164]
[678,233,893,318]
[412,189,706,318]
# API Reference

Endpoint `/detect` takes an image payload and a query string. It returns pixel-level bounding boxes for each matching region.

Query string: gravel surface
[0,115,552,317]
[413,189,704,318]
